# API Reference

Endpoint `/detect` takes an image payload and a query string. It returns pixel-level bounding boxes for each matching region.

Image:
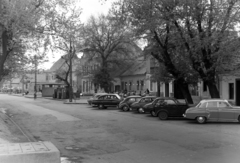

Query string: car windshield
[136,97,142,102]
[115,94,121,100]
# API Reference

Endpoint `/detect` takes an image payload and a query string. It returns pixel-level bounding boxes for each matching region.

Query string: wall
[42,87,54,97]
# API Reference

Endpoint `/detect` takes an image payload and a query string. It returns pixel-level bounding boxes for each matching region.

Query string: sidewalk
[9,93,88,104]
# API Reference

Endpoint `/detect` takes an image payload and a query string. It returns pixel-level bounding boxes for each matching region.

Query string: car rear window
[218,102,230,107]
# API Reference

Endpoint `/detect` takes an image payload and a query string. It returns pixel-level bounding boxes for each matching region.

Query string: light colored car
[87,93,107,105]
[183,99,240,124]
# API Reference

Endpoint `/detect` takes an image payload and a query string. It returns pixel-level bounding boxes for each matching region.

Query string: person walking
[145,88,150,96]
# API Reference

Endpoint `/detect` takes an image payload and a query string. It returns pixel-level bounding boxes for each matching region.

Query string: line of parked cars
[87,93,240,124]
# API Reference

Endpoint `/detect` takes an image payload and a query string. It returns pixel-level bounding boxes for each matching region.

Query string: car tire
[98,104,104,109]
[158,111,168,120]
[122,105,129,111]
[150,110,157,117]
[196,116,206,124]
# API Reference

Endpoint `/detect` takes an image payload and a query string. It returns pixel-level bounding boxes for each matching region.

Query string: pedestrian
[145,88,150,96]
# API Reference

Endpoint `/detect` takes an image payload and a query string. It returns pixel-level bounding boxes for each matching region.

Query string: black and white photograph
[1,0,240,163]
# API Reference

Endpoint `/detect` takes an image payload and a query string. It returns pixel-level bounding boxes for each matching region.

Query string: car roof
[142,96,157,98]
[155,97,177,100]
[126,95,142,98]
[200,99,228,102]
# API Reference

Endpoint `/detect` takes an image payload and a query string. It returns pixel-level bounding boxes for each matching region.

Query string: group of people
[117,88,150,98]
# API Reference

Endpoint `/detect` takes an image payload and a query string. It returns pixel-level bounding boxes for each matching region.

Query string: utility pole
[34,55,37,99]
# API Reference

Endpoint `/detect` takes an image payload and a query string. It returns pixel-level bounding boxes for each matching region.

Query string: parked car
[183,99,240,124]
[131,96,157,113]
[87,93,107,105]
[91,94,122,109]
[118,95,142,111]
[150,97,190,120]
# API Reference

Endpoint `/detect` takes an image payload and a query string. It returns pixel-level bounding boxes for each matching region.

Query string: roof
[120,60,146,76]
[49,54,79,72]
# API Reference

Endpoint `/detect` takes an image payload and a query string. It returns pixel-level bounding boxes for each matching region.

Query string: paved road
[0,94,240,163]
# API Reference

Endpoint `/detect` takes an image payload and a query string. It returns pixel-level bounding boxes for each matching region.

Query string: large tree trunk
[0,30,11,82]
[206,81,220,98]
[157,81,161,97]
[176,78,194,104]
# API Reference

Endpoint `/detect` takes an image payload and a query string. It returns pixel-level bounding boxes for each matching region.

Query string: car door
[153,99,165,112]
[141,98,150,106]
[97,95,106,105]
[206,101,219,121]
[218,101,235,121]
[164,99,178,116]
[110,95,120,106]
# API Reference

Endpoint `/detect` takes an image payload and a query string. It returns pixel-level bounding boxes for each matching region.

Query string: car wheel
[158,111,168,120]
[196,116,206,124]
[150,111,157,117]
[122,105,129,111]
[98,104,104,109]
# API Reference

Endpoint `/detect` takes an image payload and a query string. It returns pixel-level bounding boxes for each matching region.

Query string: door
[107,95,116,105]
[165,83,169,97]
[206,101,219,121]
[163,99,178,116]
[218,101,235,121]
[236,79,240,106]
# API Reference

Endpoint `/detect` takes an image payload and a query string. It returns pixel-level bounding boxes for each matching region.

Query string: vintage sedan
[91,94,122,109]
[131,96,157,113]
[150,97,190,120]
[183,99,240,124]
[87,93,107,105]
[118,95,142,111]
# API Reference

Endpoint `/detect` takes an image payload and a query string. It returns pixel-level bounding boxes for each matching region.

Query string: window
[198,102,207,108]
[229,83,234,100]
[111,95,118,99]
[145,98,152,102]
[156,99,164,106]
[218,102,230,107]
[137,81,139,90]
[129,98,135,102]
[129,82,132,90]
[165,100,176,105]
[140,98,145,103]
[150,80,153,91]
[141,80,144,90]
[203,81,207,92]
[207,101,218,107]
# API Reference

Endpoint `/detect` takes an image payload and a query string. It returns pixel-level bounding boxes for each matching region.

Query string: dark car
[150,97,190,120]
[87,93,107,105]
[118,95,142,111]
[131,96,157,113]
[91,94,122,109]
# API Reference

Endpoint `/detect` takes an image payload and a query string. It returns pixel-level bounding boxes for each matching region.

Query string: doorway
[165,82,169,97]
[235,79,240,106]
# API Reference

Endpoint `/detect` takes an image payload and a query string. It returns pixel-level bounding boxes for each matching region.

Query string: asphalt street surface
[0,94,240,163]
